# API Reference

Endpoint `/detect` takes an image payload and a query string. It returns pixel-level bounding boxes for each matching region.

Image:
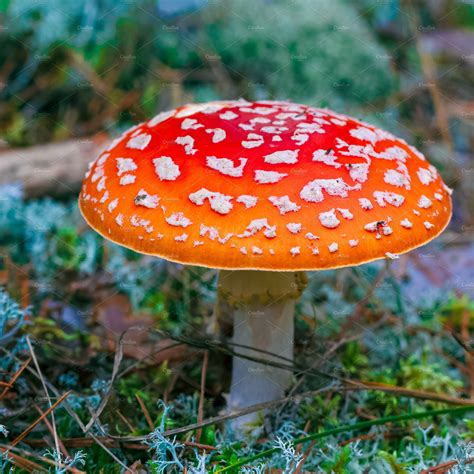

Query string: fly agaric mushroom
[79,100,452,425]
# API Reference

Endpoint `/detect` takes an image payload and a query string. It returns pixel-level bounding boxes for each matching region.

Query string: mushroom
[79,100,452,427]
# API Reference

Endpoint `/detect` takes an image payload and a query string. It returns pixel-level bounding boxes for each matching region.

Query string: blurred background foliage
[2,0,398,145]
[1,0,473,225]
[0,0,473,472]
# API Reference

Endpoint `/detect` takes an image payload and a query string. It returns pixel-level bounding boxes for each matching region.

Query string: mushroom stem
[217,270,308,428]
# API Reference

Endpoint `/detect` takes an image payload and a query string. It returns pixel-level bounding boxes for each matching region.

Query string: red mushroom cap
[79,100,452,270]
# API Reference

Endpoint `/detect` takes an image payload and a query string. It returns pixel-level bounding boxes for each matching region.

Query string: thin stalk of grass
[215,405,474,473]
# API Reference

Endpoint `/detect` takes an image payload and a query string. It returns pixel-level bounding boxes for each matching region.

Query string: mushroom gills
[217,270,307,429]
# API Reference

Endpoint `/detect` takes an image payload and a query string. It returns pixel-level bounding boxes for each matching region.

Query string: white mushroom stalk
[216,270,308,427]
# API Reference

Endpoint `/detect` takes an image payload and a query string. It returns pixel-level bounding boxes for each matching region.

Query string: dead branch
[0,135,109,198]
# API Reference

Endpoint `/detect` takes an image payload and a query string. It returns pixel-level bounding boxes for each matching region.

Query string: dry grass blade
[89,434,130,472]
[24,436,215,452]
[196,349,209,443]
[24,437,146,451]
[452,330,473,354]
[0,357,31,399]
[420,456,474,473]
[84,332,124,432]
[0,446,46,472]
[117,410,136,433]
[461,309,474,398]
[34,403,70,459]
[294,439,317,474]
[417,47,454,151]
[182,440,217,451]
[117,342,185,379]
[341,266,388,330]
[9,391,71,448]
[26,336,61,458]
[343,380,474,406]
[135,393,154,431]
[406,0,454,151]
[2,443,85,474]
